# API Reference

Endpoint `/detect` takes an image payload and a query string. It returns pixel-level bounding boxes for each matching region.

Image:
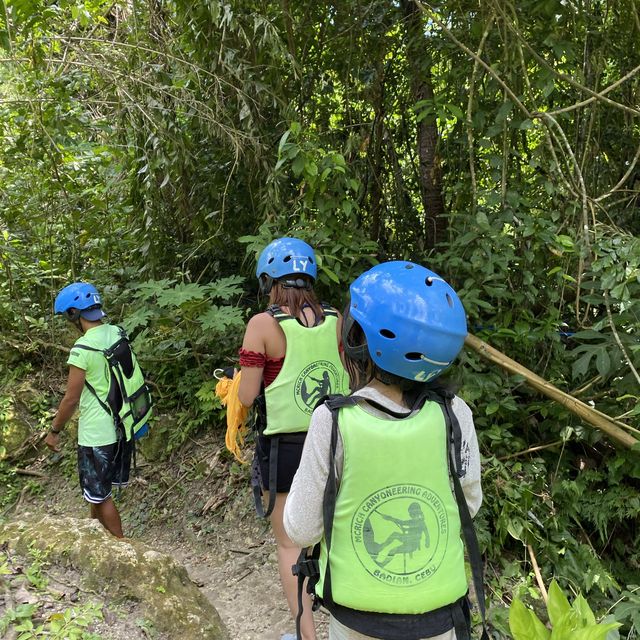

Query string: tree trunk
[402,0,447,250]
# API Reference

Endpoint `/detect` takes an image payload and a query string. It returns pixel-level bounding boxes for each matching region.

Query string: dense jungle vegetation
[1,0,639,636]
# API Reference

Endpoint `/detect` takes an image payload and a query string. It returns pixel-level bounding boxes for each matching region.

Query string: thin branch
[527,544,548,604]
[498,440,564,461]
[465,13,495,213]
[595,141,640,202]
[604,291,640,387]
[416,1,532,119]
[491,1,640,117]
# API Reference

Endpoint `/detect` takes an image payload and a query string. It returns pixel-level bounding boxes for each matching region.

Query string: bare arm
[45,366,85,451]
[237,313,270,407]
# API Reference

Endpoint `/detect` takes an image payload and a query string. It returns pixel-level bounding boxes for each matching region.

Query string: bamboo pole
[465,333,639,450]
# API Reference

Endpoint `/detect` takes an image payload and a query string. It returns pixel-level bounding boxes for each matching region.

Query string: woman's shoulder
[246,310,279,328]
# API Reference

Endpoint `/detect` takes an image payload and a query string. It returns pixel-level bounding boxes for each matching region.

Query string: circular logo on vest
[351,484,449,587]
[294,360,341,414]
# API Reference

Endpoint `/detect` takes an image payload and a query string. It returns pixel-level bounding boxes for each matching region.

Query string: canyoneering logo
[351,484,449,587]
[294,360,341,414]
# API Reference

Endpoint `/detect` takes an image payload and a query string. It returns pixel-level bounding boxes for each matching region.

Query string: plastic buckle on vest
[292,557,319,579]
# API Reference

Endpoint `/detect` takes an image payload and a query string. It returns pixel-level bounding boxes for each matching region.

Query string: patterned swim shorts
[77,439,132,504]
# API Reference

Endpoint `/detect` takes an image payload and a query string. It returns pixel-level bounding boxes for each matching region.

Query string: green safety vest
[74,327,153,440]
[263,305,348,436]
[316,399,468,614]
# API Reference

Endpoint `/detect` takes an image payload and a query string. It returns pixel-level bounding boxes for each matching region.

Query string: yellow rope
[215,372,250,463]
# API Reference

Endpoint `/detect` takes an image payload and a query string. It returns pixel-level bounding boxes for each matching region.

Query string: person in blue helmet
[237,237,349,640]
[284,262,485,640]
[45,282,137,538]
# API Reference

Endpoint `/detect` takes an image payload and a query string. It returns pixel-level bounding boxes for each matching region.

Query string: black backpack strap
[320,303,338,318]
[441,395,489,640]
[72,343,103,353]
[266,304,289,323]
[82,379,114,419]
[319,395,358,607]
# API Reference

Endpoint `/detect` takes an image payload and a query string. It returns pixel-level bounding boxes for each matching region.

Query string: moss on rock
[0,515,229,639]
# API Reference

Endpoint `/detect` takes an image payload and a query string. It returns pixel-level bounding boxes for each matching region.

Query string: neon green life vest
[74,327,153,440]
[316,399,468,614]
[263,305,348,436]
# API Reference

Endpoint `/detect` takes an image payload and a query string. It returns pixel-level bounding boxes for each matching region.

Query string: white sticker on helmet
[292,258,308,272]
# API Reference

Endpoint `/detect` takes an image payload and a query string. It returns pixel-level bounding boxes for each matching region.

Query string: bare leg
[90,497,124,538]
[269,491,316,640]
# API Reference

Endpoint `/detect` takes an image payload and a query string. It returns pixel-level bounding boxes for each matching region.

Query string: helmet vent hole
[405,264,414,270]
[405,352,422,361]
[268,257,274,264]
[283,255,291,262]
[376,350,382,356]
[308,256,314,263]
[425,277,433,286]
[446,293,453,307]
[380,329,396,339]
[74,295,80,300]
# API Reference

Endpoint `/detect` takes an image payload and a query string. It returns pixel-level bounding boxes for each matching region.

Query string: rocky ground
[1,427,330,640]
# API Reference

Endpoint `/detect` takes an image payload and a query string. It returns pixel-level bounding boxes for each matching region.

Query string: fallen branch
[153,469,191,508]
[3,337,70,354]
[465,333,639,449]
[527,544,548,604]
[13,468,49,479]
[5,432,46,462]
[498,440,564,461]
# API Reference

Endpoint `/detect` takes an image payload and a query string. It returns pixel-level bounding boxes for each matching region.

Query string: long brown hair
[268,277,324,323]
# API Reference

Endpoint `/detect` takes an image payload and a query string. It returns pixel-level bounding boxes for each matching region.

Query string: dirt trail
[5,435,329,640]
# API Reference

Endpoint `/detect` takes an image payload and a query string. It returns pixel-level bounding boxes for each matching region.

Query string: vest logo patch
[351,484,448,587]
[294,360,341,414]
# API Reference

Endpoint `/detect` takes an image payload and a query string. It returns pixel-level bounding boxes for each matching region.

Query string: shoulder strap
[320,303,338,318]
[441,395,489,640]
[319,395,350,608]
[83,379,112,416]
[266,304,289,323]
[72,343,105,354]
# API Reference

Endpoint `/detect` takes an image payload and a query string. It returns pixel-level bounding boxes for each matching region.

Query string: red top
[238,348,284,387]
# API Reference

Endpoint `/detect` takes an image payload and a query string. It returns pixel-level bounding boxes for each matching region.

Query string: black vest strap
[441,397,489,639]
[252,434,278,519]
[266,304,288,321]
[266,303,337,325]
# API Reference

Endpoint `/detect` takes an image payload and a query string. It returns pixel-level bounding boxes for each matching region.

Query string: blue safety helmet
[256,237,317,293]
[343,261,467,382]
[54,282,105,322]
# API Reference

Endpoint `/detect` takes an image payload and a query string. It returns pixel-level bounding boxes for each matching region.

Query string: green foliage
[0,549,102,639]
[1,0,639,632]
[8,603,103,640]
[113,276,245,450]
[610,586,640,637]
[509,580,622,640]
